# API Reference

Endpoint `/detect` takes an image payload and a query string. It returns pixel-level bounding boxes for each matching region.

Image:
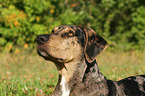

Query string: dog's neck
[52,58,105,96]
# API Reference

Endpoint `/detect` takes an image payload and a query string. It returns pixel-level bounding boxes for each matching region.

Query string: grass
[0,50,145,96]
[0,51,58,96]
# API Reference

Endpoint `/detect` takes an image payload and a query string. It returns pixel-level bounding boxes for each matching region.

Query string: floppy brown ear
[83,28,108,63]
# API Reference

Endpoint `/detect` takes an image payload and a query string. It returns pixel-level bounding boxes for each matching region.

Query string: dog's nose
[37,35,49,44]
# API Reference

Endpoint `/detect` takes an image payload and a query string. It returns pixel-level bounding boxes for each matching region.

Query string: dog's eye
[68,33,73,36]
[61,31,74,37]
[68,31,74,37]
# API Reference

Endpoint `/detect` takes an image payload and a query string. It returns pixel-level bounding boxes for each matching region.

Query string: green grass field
[0,50,145,96]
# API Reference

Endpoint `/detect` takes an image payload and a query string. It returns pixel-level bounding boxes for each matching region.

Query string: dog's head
[37,25,108,63]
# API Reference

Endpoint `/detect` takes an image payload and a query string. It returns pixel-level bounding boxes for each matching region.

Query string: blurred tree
[0,0,145,52]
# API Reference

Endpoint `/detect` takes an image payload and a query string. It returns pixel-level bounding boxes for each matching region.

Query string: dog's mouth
[37,48,57,61]
[37,49,49,58]
[37,46,73,63]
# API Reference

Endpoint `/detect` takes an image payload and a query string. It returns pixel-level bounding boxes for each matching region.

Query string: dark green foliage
[0,0,145,52]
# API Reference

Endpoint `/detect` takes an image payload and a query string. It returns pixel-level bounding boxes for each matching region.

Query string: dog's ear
[83,28,108,63]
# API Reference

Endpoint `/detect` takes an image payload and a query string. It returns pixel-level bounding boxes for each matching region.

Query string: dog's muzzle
[36,34,50,59]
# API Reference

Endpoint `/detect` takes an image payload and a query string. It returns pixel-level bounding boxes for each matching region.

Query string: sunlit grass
[0,51,58,96]
[98,50,145,80]
[0,50,145,95]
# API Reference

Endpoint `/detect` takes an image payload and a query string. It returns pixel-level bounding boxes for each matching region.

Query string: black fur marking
[85,59,96,74]
[70,25,74,30]
[85,33,107,61]
[107,80,117,96]
[58,27,61,29]
[51,30,54,34]
[119,79,141,95]
[54,33,59,35]
[67,42,69,45]
[71,41,75,46]
[86,44,100,61]
[75,29,85,46]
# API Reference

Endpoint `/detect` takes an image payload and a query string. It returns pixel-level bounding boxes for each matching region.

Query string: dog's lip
[37,48,73,63]
[37,49,55,61]
[37,49,49,57]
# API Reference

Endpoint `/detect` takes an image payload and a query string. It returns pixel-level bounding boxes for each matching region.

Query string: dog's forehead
[55,25,77,30]
[54,25,82,34]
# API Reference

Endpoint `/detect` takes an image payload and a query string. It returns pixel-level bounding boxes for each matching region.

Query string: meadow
[1,1,145,96]
[0,50,145,96]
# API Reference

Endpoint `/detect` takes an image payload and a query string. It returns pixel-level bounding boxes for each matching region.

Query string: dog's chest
[60,77,70,96]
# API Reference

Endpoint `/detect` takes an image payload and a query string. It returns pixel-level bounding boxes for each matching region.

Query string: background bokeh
[1,0,145,52]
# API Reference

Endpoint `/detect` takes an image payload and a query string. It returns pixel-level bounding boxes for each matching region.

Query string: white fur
[60,77,70,96]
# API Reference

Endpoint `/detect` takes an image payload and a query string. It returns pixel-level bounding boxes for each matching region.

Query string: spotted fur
[37,25,145,96]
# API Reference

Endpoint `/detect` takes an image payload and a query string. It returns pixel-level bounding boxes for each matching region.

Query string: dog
[36,25,145,96]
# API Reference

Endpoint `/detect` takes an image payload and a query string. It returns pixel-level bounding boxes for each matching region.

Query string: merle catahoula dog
[36,25,145,96]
